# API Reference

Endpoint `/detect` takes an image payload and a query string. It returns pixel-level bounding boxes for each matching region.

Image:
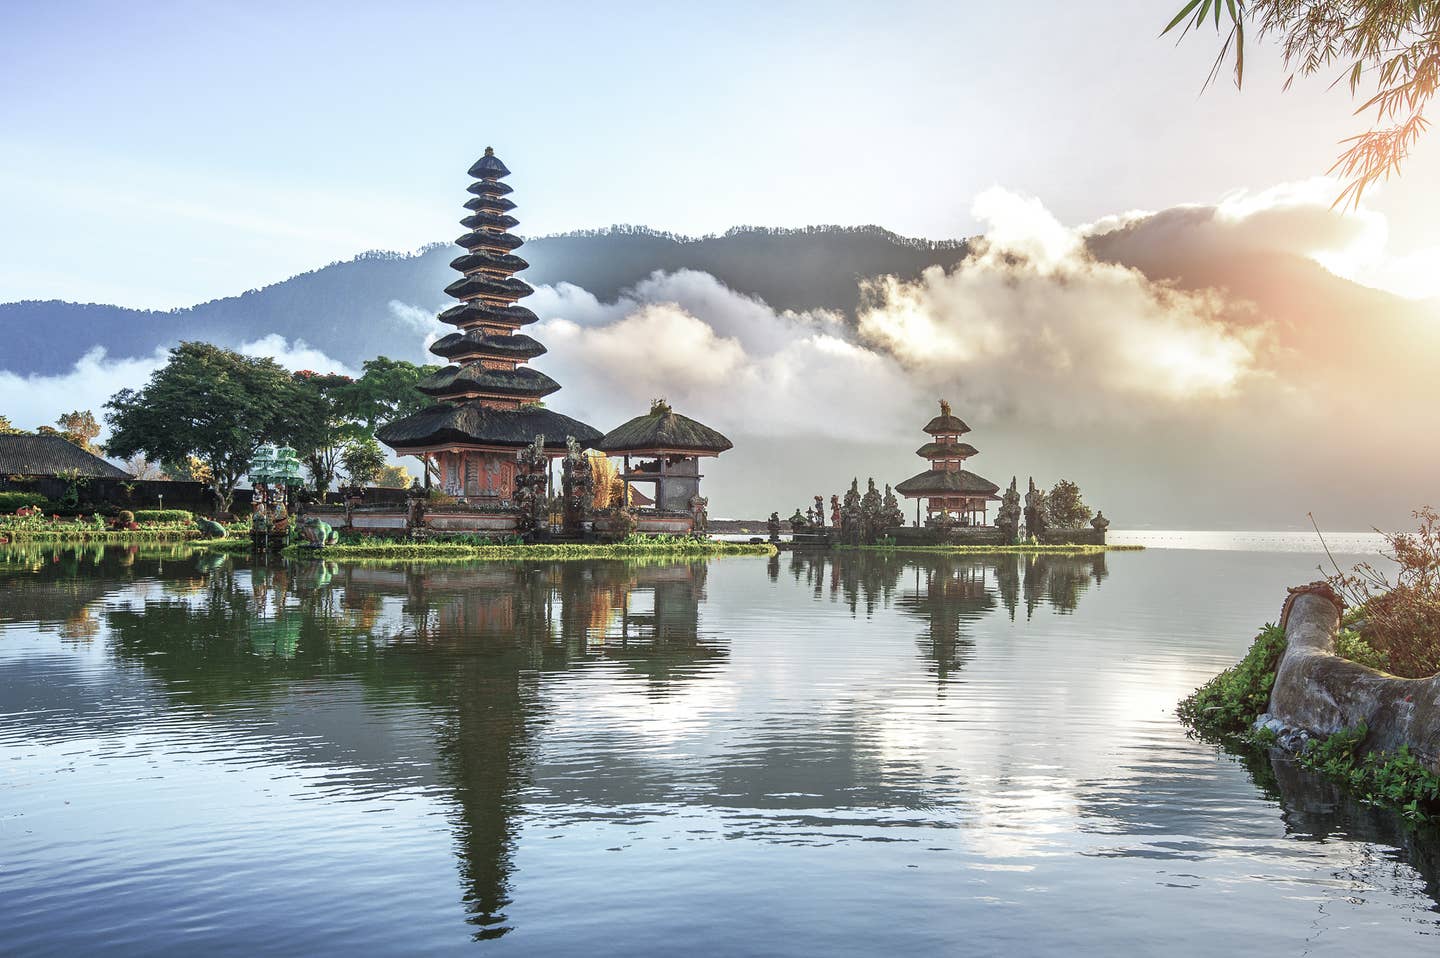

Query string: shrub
[133,509,195,523]
[0,491,52,512]
[1177,624,1287,739]
[1327,507,1440,678]
[1335,628,1391,672]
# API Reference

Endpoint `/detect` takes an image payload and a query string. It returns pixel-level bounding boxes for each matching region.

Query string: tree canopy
[1165,0,1437,206]
[1044,479,1093,529]
[286,359,437,492]
[336,357,439,430]
[340,438,388,487]
[55,410,101,454]
[105,343,312,511]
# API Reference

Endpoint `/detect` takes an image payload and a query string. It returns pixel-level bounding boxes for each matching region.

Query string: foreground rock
[1268,583,1440,768]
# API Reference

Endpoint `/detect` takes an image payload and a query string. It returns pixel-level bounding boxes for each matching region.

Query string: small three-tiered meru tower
[377,148,601,499]
[894,400,1000,526]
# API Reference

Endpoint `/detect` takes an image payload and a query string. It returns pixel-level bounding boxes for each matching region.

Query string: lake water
[3,539,1436,956]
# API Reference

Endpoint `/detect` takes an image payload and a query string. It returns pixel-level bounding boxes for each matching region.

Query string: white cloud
[0,337,357,440]
[531,272,919,442]
[857,188,1268,422]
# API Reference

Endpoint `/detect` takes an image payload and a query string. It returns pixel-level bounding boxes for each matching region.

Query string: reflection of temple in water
[12,545,1440,937]
[780,551,1111,678]
[83,552,719,940]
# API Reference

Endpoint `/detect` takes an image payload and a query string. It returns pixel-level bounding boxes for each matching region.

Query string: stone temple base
[307,506,696,539]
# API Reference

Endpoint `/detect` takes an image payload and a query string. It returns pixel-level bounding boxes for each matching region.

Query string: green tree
[335,357,439,430]
[1165,1,1438,206]
[289,371,364,493]
[340,438,388,487]
[1044,479,1092,529]
[55,410,102,454]
[376,464,412,489]
[105,342,311,512]
[0,415,24,435]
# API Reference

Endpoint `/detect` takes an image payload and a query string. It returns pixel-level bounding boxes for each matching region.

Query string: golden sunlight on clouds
[856,188,1266,413]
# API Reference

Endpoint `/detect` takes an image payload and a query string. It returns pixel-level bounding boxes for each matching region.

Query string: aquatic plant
[1297,724,1440,823]
[1176,624,1287,740]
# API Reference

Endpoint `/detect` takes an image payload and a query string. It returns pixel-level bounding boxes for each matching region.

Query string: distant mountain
[0,226,969,376]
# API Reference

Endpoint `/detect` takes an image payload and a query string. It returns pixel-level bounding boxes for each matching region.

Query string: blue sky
[1,0,1436,308]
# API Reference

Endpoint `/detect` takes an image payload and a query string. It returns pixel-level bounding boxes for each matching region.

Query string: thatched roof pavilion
[598,400,734,457]
[598,400,731,514]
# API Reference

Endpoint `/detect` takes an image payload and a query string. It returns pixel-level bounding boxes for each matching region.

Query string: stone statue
[689,494,709,534]
[406,478,426,532]
[813,496,826,529]
[881,484,905,531]
[996,476,1022,543]
[860,478,883,543]
[560,436,592,534]
[1023,476,1046,540]
[767,511,782,543]
[1090,511,1110,531]
[830,495,841,528]
[841,479,863,545]
[195,517,227,539]
[514,434,549,537]
[299,515,339,547]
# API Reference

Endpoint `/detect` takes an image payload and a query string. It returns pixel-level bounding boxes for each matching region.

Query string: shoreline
[832,543,1142,556]
[189,538,778,561]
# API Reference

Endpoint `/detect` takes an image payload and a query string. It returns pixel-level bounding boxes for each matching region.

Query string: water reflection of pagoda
[95,555,720,939]
[377,148,601,499]
[780,552,1112,678]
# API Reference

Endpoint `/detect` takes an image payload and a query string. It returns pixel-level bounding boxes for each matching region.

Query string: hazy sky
[2,0,1436,309]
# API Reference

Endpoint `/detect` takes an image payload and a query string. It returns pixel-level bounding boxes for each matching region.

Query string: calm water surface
[2,541,1436,956]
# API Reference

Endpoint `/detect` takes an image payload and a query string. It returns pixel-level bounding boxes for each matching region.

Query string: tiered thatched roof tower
[378,148,600,500]
[894,400,1000,526]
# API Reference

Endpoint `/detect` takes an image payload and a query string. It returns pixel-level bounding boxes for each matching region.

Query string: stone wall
[1037,528,1106,546]
[0,474,251,516]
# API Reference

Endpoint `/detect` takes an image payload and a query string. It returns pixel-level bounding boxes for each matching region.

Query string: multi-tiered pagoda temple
[894,400,1000,526]
[377,148,601,500]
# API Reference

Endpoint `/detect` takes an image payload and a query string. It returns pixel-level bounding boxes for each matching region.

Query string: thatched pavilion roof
[916,441,979,459]
[467,147,512,179]
[922,399,970,435]
[894,468,999,499]
[443,274,535,302]
[598,400,733,456]
[463,195,517,214]
[377,403,601,451]
[429,331,547,362]
[0,434,130,478]
[455,228,524,252]
[438,302,539,328]
[416,365,560,400]
[449,251,529,275]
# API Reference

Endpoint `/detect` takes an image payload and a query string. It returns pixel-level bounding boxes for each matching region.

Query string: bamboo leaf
[1163,0,1204,34]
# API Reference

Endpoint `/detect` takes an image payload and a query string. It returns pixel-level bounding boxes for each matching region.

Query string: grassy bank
[2,529,199,543]
[188,536,777,560]
[836,543,1144,556]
